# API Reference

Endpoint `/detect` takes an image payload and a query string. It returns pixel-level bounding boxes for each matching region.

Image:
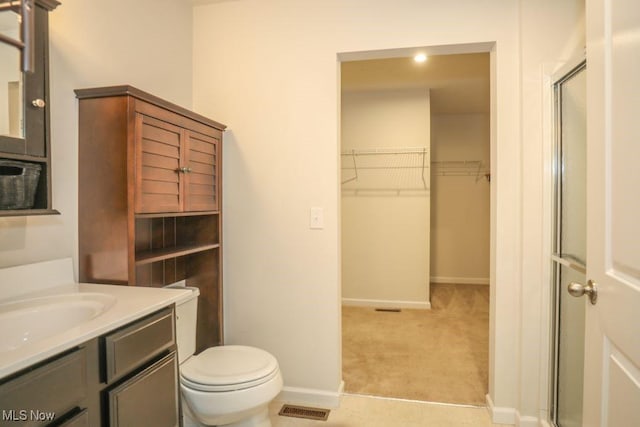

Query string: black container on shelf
[0,160,41,210]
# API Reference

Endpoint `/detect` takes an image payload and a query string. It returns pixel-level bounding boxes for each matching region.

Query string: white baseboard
[486,394,516,425]
[342,298,431,310]
[516,412,540,427]
[275,381,344,409]
[430,276,490,285]
[539,419,553,427]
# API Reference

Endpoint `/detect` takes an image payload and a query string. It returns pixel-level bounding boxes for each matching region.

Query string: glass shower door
[551,61,586,427]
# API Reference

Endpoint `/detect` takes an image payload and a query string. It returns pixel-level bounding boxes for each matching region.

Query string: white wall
[341,89,430,308]
[192,0,522,410]
[430,114,490,284]
[0,0,193,273]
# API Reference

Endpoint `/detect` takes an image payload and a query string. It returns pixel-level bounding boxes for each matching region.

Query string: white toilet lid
[181,345,279,392]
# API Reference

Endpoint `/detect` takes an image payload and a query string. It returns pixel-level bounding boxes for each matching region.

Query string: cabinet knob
[175,167,193,174]
[32,99,46,108]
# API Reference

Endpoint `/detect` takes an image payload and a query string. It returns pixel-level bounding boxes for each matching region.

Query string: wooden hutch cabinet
[76,86,225,351]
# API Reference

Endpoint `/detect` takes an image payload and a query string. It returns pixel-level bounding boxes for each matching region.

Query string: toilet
[174,287,283,427]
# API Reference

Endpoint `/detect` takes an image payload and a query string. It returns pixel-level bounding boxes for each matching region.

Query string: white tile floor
[270,394,510,427]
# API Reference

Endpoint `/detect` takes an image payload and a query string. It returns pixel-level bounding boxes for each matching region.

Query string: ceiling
[341,53,490,114]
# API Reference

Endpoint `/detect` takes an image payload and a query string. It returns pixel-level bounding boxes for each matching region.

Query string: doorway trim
[338,39,500,414]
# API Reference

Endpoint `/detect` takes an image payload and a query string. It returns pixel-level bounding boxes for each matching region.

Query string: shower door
[550,61,586,427]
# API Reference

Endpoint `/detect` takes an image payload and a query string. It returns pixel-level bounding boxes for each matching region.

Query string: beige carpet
[342,283,489,405]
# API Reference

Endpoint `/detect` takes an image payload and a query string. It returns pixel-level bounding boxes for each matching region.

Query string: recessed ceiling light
[414,53,427,63]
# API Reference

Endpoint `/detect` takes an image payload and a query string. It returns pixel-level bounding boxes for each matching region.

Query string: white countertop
[0,259,192,380]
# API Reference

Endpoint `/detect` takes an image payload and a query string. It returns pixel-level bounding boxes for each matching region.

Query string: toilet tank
[167,285,199,364]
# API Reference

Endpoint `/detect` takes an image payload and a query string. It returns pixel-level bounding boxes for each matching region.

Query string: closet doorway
[340,51,491,406]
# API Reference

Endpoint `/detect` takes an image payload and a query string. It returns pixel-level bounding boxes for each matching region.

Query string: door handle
[568,279,598,305]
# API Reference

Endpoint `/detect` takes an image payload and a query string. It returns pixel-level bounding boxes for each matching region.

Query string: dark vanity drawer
[0,348,87,427]
[107,352,179,427]
[104,306,175,383]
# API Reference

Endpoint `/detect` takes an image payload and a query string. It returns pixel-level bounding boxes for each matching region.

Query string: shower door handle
[568,280,598,305]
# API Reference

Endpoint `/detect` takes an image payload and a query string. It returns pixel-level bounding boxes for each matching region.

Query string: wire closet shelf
[341,147,428,190]
[341,147,490,191]
[431,160,491,181]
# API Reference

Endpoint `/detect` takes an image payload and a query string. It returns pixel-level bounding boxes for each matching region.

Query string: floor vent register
[278,404,331,421]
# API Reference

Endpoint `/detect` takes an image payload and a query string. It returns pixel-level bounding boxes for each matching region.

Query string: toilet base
[223,408,271,427]
[183,406,271,427]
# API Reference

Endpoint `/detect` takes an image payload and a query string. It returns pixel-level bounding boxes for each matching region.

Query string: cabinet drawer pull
[58,408,90,427]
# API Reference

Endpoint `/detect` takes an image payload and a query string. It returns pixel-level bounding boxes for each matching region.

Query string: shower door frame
[549,58,587,427]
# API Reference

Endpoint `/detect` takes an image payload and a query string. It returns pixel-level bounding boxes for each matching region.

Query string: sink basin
[0,293,117,352]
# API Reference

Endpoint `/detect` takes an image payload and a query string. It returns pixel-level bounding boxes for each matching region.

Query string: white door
[582,1,640,426]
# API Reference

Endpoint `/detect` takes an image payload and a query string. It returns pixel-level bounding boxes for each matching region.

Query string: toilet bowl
[173,287,283,427]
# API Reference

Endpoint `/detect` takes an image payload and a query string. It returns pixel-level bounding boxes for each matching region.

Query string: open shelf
[0,208,60,217]
[135,210,219,219]
[133,213,219,287]
[135,243,220,265]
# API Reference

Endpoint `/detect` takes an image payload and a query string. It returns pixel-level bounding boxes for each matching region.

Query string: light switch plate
[310,207,324,229]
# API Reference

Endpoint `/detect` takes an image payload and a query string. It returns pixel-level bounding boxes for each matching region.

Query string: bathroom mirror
[0,0,58,158]
[0,3,24,139]
[0,0,60,216]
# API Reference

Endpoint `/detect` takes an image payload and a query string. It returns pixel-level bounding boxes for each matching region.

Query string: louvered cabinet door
[134,114,184,213]
[184,130,220,212]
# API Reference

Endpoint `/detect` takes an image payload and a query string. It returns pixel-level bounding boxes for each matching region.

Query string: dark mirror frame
[0,0,60,216]
[0,0,32,71]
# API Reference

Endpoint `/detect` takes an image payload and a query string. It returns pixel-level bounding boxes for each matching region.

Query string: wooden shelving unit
[77,86,226,352]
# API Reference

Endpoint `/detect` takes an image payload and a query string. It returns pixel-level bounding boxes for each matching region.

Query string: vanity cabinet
[0,306,179,427]
[107,353,178,427]
[0,0,60,216]
[103,306,179,427]
[0,347,89,426]
[76,86,225,351]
